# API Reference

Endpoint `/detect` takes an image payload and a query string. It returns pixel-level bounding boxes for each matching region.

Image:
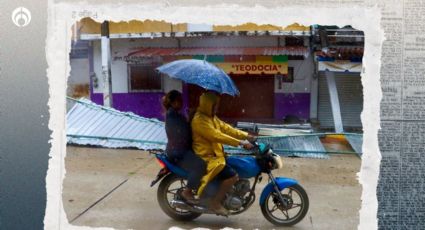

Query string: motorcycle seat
[156,153,189,178]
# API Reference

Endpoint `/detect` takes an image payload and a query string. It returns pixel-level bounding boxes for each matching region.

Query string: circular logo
[12,7,31,27]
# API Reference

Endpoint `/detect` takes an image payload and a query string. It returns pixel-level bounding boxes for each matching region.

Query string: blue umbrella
[156,59,240,96]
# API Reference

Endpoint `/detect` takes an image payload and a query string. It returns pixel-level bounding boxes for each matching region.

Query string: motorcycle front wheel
[157,174,202,221]
[260,184,309,226]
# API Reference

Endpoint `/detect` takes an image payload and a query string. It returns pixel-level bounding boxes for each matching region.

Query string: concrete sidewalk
[63,146,361,230]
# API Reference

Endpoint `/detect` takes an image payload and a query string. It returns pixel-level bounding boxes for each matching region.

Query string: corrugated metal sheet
[225,135,329,159]
[67,98,167,150]
[128,47,309,57]
[260,135,329,159]
[318,72,363,128]
[345,133,363,157]
[67,98,339,159]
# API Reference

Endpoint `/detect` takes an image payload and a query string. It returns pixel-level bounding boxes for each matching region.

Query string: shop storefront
[85,37,312,122]
[183,54,289,122]
[71,19,314,122]
[316,57,363,130]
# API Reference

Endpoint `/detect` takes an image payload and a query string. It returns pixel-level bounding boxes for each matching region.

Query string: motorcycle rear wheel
[260,184,309,226]
[157,174,202,221]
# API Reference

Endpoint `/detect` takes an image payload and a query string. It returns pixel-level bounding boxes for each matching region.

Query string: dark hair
[162,90,182,110]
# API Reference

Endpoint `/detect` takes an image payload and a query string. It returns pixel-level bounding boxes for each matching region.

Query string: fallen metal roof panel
[66,98,355,159]
[67,98,167,150]
[225,135,329,159]
[344,133,363,157]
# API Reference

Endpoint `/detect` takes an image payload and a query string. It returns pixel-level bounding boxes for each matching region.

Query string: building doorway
[187,74,275,123]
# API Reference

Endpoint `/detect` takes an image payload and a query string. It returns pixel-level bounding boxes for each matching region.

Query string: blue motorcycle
[150,142,309,226]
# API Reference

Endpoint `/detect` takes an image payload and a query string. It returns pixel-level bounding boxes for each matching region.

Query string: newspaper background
[280,1,425,228]
[45,0,424,229]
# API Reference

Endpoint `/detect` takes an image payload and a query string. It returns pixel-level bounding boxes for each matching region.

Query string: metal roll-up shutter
[318,72,363,129]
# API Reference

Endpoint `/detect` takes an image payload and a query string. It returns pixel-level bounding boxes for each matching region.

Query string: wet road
[63,146,361,230]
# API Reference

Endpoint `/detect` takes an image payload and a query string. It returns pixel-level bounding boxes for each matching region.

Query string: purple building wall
[91,92,311,122]
[274,93,310,121]
[91,92,166,120]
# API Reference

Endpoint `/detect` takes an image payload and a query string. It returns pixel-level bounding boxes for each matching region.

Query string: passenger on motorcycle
[191,91,255,215]
[163,90,206,205]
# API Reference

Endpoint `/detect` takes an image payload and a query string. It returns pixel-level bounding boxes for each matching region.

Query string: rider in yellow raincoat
[191,92,254,214]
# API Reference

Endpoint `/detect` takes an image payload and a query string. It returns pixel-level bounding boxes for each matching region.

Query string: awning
[318,61,362,73]
[315,47,363,73]
[315,47,363,62]
[127,47,309,57]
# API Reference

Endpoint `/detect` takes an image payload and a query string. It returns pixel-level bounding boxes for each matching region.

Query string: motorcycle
[150,142,309,226]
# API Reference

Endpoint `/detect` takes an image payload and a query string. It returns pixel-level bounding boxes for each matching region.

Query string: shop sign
[215,62,288,74]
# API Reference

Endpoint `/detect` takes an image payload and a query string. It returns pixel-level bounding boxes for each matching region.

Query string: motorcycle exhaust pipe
[170,200,213,214]
[170,200,191,210]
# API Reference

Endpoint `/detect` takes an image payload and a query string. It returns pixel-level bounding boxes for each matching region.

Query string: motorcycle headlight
[268,150,283,169]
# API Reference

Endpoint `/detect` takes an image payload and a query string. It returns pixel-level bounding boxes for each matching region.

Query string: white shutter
[318,72,363,129]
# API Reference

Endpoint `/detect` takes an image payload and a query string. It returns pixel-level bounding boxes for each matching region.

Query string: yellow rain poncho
[191,92,248,195]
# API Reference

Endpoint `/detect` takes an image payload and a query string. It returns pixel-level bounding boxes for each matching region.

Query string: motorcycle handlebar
[249,138,259,147]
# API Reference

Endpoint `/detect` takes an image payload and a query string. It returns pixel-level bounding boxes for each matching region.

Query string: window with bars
[284,66,294,83]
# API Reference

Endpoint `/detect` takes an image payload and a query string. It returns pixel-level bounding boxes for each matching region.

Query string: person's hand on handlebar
[240,140,255,150]
[247,135,257,143]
